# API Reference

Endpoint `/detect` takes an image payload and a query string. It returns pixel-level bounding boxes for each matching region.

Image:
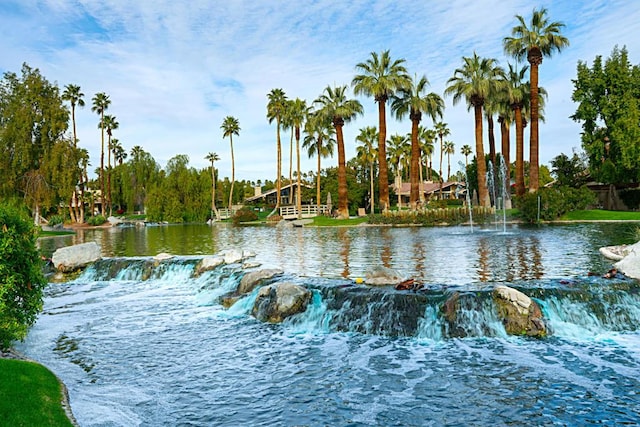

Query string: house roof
[392,181,462,196]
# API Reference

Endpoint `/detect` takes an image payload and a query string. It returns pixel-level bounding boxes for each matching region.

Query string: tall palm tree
[205,152,221,221]
[352,50,411,212]
[504,7,569,192]
[91,92,111,216]
[221,115,240,211]
[503,63,529,196]
[387,134,410,207]
[434,122,450,198]
[77,148,90,223]
[111,139,127,166]
[419,127,436,182]
[287,98,309,217]
[62,84,85,222]
[460,144,473,167]
[303,111,335,213]
[266,89,288,215]
[445,53,504,207]
[314,85,363,219]
[356,126,379,214]
[444,141,455,180]
[390,74,444,209]
[102,114,118,217]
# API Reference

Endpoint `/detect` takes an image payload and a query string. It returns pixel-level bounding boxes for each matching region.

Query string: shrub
[619,188,640,210]
[47,215,64,227]
[0,203,47,350]
[87,215,107,226]
[232,207,258,225]
[515,186,597,223]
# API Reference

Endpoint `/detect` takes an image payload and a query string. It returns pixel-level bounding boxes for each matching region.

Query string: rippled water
[23,223,640,426]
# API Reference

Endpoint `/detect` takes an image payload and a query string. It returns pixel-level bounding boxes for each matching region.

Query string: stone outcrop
[615,240,640,280]
[252,282,312,323]
[238,268,284,295]
[194,256,225,276]
[221,249,243,264]
[51,242,101,273]
[493,285,546,338]
[364,266,404,286]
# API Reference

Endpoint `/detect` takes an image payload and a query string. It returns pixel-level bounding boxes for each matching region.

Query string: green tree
[460,144,473,167]
[62,84,85,222]
[419,127,436,182]
[287,98,309,217]
[266,88,288,215]
[504,7,569,192]
[550,152,589,188]
[303,111,335,211]
[0,203,47,349]
[434,122,451,198]
[205,152,221,220]
[221,115,240,211]
[571,46,640,184]
[102,114,118,216]
[445,53,504,207]
[387,133,410,206]
[391,74,444,209]
[444,141,455,180]
[314,85,363,219]
[91,92,111,215]
[356,126,378,213]
[353,50,411,212]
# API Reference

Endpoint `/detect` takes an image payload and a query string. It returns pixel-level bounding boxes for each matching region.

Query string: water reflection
[38,223,624,285]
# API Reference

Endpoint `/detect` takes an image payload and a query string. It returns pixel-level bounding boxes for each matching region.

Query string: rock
[364,266,404,286]
[276,219,293,228]
[238,268,283,295]
[242,249,256,259]
[221,249,243,264]
[107,216,123,225]
[194,256,224,276]
[154,252,174,261]
[242,261,262,270]
[51,242,101,273]
[493,285,547,338]
[292,219,313,227]
[615,240,640,279]
[252,282,312,323]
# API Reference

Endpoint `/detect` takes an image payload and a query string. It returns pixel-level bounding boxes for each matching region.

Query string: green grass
[38,230,75,237]
[0,359,73,426]
[559,210,640,221]
[311,216,369,226]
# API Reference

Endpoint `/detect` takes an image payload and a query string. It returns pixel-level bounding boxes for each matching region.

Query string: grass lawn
[0,359,73,426]
[38,230,75,237]
[311,216,369,226]
[560,210,640,221]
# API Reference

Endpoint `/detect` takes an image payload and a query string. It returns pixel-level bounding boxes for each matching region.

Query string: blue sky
[1,0,639,182]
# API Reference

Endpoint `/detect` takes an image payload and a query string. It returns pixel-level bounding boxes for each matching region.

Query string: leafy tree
[504,7,569,192]
[571,46,640,184]
[353,50,411,211]
[221,116,240,211]
[391,74,444,209]
[314,85,363,219]
[0,203,47,349]
[445,53,504,207]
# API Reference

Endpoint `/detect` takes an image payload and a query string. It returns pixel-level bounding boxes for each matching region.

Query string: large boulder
[221,249,243,265]
[252,282,312,323]
[615,240,640,280]
[194,256,225,276]
[493,285,546,338]
[51,242,101,273]
[364,266,404,286]
[238,268,283,295]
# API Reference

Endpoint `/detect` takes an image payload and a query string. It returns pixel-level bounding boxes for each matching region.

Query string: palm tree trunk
[377,101,389,211]
[100,113,105,216]
[409,117,420,209]
[447,153,451,181]
[474,103,490,207]
[500,117,512,209]
[335,120,349,219]
[438,136,444,198]
[107,135,112,217]
[514,106,525,196]
[289,130,294,194]
[529,62,540,192]
[316,140,322,214]
[228,137,235,212]
[269,119,282,217]
[211,163,220,221]
[295,128,302,219]
[369,161,375,214]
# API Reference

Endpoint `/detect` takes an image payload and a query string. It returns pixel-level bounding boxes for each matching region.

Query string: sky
[1,0,639,183]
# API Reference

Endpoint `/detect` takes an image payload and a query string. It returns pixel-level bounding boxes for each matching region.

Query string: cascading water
[19,224,640,426]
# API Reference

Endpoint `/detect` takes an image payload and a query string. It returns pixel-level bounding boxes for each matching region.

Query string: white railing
[216,208,234,219]
[279,204,329,219]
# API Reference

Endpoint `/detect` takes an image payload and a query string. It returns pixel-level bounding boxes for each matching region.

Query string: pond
[21,223,640,426]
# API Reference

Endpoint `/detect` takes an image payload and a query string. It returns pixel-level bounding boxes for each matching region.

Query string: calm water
[21,223,640,426]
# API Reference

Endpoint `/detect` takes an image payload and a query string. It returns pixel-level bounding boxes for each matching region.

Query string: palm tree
[91,92,111,216]
[444,141,455,180]
[460,144,473,167]
[352,50,411,212]
[419,127,436,182]
[62,84,85,222]
[314,85,363,219]
[390,74,444,209]
[287,98,309,218]
[77,147,90,223]
[266,89,288,215]
[503,63,529,196]
[504,7,569,192]
[445,53,505,207]
[221,115,240,211]
[205,152,221,221]
[434,122,450,199]
[303,111,335,213]
[387,134,410,207]
[356,126,378,214]
[111,139,127,166]
[102,114,118,216]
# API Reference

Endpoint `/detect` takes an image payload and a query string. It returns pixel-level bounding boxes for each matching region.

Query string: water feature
[23,223,640,425]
